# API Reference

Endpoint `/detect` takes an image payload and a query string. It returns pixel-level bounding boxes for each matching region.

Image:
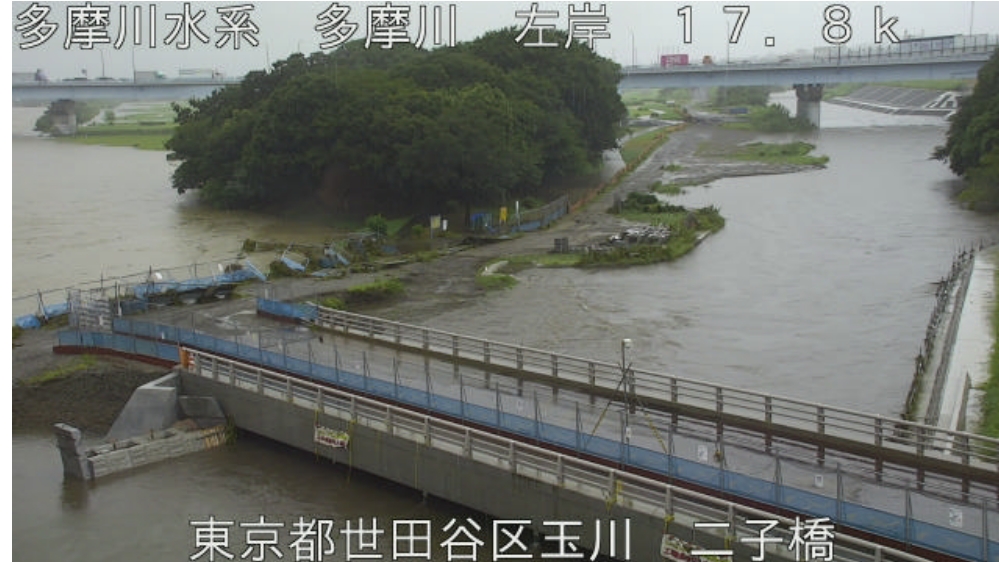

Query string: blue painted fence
[57,318,998,561]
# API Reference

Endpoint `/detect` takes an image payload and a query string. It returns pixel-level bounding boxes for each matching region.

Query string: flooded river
[12,96,999,561]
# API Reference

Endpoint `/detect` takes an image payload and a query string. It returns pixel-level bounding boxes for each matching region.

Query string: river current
[12,95,999,561]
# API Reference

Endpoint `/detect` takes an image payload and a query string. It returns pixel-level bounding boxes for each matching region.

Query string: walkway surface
[939,248,998,434]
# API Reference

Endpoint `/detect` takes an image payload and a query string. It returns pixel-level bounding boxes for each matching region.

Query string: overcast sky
[8,1,999,80]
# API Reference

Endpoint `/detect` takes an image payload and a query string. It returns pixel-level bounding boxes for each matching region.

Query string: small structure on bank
[54,370,231,481]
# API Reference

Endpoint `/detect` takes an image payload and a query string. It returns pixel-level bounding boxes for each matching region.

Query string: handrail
[181,347,979,562]
[299,301,999,471]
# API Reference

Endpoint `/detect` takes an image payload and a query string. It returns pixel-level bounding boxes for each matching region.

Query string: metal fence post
[775,454,783,505]
[425,364,432,410]
[334,345,341,384]
[460,377,466,421]
[534,391,541,441]
[836,463,844,521]
[619,410,626,463]
[362,351,369,391]
[575,402,582,453]
[495,386,502,428]
[393,358,400,400]
[588,362,596,405]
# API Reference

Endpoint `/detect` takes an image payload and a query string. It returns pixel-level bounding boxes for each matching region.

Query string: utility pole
[629,29,636,67]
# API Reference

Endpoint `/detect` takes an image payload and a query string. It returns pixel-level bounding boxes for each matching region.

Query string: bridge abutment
[794,84,824,127]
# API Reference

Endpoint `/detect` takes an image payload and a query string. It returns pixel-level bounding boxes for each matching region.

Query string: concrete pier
[794,83,823,127]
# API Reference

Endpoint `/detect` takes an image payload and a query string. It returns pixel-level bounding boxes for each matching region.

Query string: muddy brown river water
[12,94,999,561]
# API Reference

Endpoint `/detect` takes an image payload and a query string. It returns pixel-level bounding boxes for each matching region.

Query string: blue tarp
[42,302,70,318]
[15,315,41,329]
[280,255,306,272]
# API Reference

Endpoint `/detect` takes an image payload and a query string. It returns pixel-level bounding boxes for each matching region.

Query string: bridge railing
[58,322,999,559]
[289,300,999,471]
[180,347,984,562]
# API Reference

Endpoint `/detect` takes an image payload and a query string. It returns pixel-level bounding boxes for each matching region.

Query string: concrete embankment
[912,246,997,436]
[827,85,960,116]
[936,249,997,435]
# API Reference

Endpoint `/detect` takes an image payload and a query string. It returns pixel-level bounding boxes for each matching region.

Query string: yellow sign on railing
[314,425,350,448]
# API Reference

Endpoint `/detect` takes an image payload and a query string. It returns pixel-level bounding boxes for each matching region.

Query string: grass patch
[477,253,586,279]
[476,272,518,290]
[650,181,684,196]
[722,104,815,133]
[822,83,867,100]
[581,193,725,267]
[346,277,404,303]
[62,123,175,150]
[20,355,98,386]
[620,128,671,166]
[880,79,973,92]
[703,141,829,167]
[627,102,688,120]
[577,232,702,267]
[319,296,346,310]
[505,253,582,270]
[980,263,999,438]
[384,216,411,237]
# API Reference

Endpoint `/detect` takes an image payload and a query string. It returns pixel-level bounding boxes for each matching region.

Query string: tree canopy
[165,28,627,214]
[935,47,999,209]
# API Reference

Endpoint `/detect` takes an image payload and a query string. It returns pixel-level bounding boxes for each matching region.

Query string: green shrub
[346,278,405,303]
[747,104,815,133]
[319,296,346,310]
[365,214,389,238]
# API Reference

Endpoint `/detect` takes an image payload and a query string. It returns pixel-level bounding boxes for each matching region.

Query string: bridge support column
[793,84,823,127]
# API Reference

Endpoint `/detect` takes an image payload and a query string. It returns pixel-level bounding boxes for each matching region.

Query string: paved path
[938,248,998,435]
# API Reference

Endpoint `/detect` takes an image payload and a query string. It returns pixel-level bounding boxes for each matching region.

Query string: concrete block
[53,423,93,480]
[106,372,180,442]
[178,395,226,421]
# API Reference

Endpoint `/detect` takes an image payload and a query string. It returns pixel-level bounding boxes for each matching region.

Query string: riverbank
[939,248,999,437]
[11,122,829,430]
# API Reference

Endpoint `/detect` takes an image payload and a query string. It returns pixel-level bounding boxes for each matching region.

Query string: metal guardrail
[181,347,967,562]
[58,322,999,559]
[296,301,999,474]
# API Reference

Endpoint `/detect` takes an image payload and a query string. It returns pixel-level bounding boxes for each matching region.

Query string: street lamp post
[621,338,634,415]
[629,29,636,68]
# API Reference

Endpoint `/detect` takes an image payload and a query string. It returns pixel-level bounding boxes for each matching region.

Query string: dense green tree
[165,30,626,212]
[935,48,999,209]
[711,86,775,107]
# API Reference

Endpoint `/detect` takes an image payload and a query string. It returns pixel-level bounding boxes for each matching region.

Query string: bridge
[11,79,236,105]
[619,43,997,126]
[14,37,998,127]
[53,296,999,562]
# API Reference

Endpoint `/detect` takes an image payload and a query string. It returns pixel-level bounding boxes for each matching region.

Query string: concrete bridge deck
[54,304,999,561]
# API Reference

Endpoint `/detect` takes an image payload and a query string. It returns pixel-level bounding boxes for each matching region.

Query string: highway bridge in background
[15,47,996,127]
[14,35,998,104]
[617,51,993,90]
